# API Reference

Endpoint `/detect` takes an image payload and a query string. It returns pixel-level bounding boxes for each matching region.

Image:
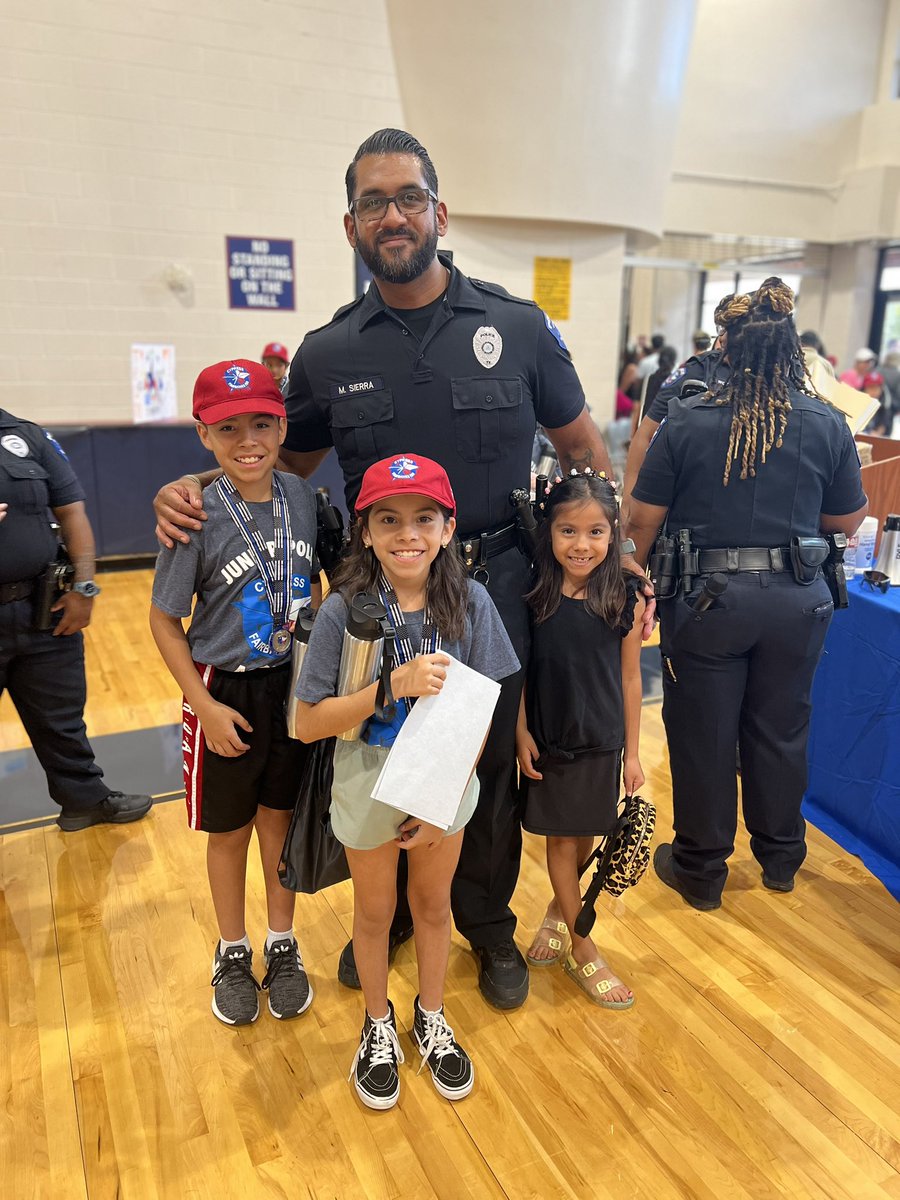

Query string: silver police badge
[1,434,29,458]
[473,326,502,370]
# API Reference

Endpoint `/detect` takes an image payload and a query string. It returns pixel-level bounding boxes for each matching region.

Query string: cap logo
[389,456,418,481]
[223,364,251,392]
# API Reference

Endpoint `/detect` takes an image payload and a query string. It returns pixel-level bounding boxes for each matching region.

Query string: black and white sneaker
[210,944,260,1026]
[348,1001,405,1110]
[262,938,313,1019]
[411,997,474,1101]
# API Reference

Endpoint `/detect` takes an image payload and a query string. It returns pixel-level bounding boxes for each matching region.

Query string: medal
[216,475,294,657]
[271,626,292,654]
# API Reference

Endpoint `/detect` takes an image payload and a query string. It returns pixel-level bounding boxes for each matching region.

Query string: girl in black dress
[516,472,644,1008]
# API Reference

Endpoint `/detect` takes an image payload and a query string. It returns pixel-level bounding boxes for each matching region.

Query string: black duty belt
[696,547,791,573]
[459,523,519,571]
[0,578,36,604]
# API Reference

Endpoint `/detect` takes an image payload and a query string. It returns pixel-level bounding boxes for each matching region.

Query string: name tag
[330,376,384,399]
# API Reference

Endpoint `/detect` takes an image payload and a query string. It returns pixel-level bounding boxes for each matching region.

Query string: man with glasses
[154,127,612,1011]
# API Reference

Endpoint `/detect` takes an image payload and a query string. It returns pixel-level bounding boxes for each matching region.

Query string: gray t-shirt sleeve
[463,580,521,680]
[152,534,201,618]
[295,591,348,701]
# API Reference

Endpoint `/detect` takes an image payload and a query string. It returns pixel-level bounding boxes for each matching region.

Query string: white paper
[808,360,879,434]
[370,655,501,829]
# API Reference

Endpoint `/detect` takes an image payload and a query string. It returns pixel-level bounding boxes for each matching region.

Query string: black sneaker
[412,997,474,1101]
[57,791,152,832]
[210,944,260,1026]
[653,843,721,911]
[262,938,313,1019]
[474,941,529,1010]
[337,921,415,990]
[348,1001,404,1110]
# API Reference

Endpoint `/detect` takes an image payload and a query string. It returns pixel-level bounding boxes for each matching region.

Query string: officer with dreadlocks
[624,278,867,911]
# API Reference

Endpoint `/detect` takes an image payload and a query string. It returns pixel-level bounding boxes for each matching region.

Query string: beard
[356,223,439,285]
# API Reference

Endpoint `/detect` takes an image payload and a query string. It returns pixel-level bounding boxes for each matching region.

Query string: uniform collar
[357,253,485,330]
[0,410,20,428]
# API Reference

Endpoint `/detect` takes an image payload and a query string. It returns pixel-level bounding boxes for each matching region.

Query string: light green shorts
[330,739,480,851]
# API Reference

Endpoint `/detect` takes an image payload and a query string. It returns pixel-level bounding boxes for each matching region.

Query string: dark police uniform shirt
[644,349,729,425]
[283,254,585,535]
[0,410,84,584]
[631,389,866,548]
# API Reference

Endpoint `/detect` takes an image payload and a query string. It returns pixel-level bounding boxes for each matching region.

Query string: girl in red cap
[294,453,519,1110]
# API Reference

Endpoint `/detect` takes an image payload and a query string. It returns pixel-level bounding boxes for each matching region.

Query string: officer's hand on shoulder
[51,590,94,636]
[154,476,208,549]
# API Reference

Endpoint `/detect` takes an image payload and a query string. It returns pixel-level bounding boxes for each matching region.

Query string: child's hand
[623,755,644,796]
[392,652,450,700]
[395,818,443,850]
[201,701,253,757]
[516,728,543,780]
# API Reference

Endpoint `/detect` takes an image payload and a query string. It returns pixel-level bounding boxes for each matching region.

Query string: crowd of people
[2,127,869,1115]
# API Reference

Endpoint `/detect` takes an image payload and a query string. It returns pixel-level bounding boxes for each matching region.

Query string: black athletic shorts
[182,661,309,833]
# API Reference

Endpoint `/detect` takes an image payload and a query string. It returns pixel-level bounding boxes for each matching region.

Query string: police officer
[624,279,867,910]
[0,411,152,830]
[153,127,616,1010]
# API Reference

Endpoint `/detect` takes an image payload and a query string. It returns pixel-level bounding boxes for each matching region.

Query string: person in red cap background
[294,452,519,1110]
[261,342,291,395]
[150,359,319,1029]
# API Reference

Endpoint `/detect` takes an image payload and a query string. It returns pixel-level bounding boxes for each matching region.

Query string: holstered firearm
[33,553,74,630]
[510,487,539,559]
[677,528,698,596]
[822,532,849,609]
[649,533,679,599]
[314,489,347,575]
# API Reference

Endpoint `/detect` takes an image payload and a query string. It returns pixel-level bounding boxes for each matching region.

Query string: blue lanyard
[216,474,293,642]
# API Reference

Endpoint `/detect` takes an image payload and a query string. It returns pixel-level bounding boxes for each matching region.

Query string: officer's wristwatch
[619,538,636,556]
[73,581,102,598]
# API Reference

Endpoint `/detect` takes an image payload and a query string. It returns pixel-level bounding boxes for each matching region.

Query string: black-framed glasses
[861,569,890,594]
[349,187,437,224]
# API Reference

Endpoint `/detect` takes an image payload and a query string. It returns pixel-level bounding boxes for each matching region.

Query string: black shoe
[210,943,260,1026]
[412,997,474,1100]
[57,791,152,832]
[762,872,795,893]
[349,1001,404,1110]
[474,940,529,1010]
[337,922,415,990]
[653,844,721,911]
[262,937,313,1019]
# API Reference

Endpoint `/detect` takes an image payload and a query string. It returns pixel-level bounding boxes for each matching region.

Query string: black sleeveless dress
[521,579,639,837]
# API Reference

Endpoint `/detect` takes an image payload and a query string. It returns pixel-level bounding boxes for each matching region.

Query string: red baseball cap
[355,454,456,515]
[192,360,286,424]
[262,342,290,364]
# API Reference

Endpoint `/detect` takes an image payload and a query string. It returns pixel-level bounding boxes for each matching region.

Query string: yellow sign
[533,256,571,322]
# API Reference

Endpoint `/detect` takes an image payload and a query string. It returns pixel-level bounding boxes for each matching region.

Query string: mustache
[376,228,415,244]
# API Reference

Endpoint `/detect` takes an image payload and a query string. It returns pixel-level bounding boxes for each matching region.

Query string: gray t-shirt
[152,470,317,672]
[297,579,520,746]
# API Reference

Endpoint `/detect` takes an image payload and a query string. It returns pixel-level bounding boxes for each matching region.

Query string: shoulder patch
[543,312,568,351]
[647,417,667,450]
[43,429,69,460]
[662,365,685,388]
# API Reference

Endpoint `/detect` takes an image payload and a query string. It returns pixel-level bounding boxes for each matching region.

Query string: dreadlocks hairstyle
[715,276,812,485]
[525,473,626,627]
[328,506,468,641]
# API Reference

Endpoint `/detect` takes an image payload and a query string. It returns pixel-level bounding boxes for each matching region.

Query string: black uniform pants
[392,545,530,949]
[659,571,833,903]
[0,597,110,811]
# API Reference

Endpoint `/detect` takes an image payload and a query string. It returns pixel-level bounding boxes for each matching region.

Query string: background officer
[154,127,617,1011]
[0,410,152,830]
[625,279,867,910]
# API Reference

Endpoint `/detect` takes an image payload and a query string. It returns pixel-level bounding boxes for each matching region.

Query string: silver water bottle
[336,593,389,741]
[874,514,900,585]
[285,610,317,739]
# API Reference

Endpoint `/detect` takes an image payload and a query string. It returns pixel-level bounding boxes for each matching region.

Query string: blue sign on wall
[226,237,295,310]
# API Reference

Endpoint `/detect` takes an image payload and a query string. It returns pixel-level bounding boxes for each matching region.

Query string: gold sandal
[562,954,635,1009]
[526,915,569,967]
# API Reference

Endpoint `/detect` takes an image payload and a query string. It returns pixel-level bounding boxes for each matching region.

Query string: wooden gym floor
[1,571,899,1199]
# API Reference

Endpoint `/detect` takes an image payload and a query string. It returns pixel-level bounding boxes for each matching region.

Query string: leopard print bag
[573,793,656,936]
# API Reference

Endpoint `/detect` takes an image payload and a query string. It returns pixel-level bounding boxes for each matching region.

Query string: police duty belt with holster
[649,527,849,608]
[33,537,75,630]
[458,482,546,583]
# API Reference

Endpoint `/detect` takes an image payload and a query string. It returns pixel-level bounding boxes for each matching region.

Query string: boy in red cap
[261,342,290,395]
[150,360,318,1027]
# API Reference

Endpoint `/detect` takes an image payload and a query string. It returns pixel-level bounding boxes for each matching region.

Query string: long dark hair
[526,474,626,626]
[716,277,815,484]
[328,508,469,640]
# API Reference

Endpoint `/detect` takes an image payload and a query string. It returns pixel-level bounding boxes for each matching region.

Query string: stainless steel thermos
[285,610,317,739]
[336,593,390,741]
[874,514,900,586]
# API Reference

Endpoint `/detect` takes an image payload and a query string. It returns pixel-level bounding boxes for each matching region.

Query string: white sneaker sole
[413,1031,475,1100]
[211,995,259,1025]
[354,1078,400,1110]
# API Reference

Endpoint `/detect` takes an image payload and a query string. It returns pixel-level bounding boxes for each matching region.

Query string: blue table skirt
[804,576,900,899]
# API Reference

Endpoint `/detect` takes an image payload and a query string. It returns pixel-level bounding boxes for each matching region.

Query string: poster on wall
[131,343,177,424]
[227,237,295,309]
[533,256,572,321]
